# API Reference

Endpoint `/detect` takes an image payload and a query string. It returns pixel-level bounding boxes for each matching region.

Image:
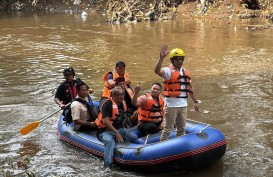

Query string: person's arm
[103,118,123,142]
[54,84,67,109]
[106,72,116,87]
[155,45,169,77]
[54,98,66,109]
[74,119,96,127]
[131,83,141,107]
[124,71,131,86]
[159,100,165,129]
[159,116,164,129]
[72,103,96,127]
[188,85,200,113]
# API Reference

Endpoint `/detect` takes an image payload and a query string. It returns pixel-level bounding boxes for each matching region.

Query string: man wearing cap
[155,45,200,141]
[54,67,77,112]
[101,61,131,99]
[101,61,136,115]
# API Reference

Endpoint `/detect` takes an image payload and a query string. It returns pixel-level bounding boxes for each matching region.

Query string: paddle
[19,108,62,136]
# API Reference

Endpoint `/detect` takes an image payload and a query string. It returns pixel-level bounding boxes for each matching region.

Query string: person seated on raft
[71,79,97,131]
[132,82,165,136]
[100,61,136,116]
[115,77,137,123]
[99,77,135,128]
[96,86,138,170]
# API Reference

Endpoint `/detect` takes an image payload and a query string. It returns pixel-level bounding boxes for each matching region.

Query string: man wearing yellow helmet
[155,45,200,141]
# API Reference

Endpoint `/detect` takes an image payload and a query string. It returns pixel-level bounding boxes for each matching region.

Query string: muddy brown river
[0,11,272,177]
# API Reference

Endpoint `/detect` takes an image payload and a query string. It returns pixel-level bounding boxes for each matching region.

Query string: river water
[0,11,272,177]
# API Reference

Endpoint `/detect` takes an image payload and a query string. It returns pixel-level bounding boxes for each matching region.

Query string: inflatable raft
[57,108,226,172]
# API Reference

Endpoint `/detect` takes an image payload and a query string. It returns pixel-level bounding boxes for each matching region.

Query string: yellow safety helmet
[169,48,185,59]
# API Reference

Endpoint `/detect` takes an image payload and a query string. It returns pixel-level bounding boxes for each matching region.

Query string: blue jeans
[97,128,138,168]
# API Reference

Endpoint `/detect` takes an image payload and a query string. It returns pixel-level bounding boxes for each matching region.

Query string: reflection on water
[0,12,272,177]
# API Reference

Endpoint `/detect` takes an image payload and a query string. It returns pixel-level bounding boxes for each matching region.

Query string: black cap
[116,61,126,67]
[75,78,89,90]
[63,67,75,76]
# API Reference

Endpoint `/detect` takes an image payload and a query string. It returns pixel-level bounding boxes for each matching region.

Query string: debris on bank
[1,0,273,23]
[104,0,177,24]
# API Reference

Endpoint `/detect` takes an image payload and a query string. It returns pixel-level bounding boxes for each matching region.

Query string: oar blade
[19,121,40,135]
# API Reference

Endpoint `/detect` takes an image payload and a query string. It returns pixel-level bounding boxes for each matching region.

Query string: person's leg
[160,105,176,141]
[98,131,116,168]
[138,123,145,136]
[138,122,159,136]
[118,128,138,142]
[176,106,187,137]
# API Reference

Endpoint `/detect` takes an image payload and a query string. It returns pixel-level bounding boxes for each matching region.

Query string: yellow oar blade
[19,121,40,135]
[19,108,63,136]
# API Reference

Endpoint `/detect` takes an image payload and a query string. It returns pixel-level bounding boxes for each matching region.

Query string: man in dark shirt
[95,86,138,170]
[54,67,77,114]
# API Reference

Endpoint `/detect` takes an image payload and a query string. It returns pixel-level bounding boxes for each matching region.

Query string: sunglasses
[117,66,125,69]
[173,57,184,62]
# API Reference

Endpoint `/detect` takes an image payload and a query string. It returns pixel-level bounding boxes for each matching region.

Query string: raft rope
[187,118,211,126]
[144,134,150,145]
[187,118,212,133]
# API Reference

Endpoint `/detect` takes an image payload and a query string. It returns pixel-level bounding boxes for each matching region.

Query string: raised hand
[160,45,169,59]
[134,82,141,94]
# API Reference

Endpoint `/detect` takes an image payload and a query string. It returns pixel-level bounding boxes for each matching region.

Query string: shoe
[105,167,111,173]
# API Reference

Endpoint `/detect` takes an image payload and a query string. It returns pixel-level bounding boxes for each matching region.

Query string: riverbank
[178,1,273,19]
[177,1,273,29]
[1,0,273,29]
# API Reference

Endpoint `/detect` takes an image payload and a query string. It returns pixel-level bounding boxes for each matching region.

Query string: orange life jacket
[101,70,130,98]
[95,98,127,129]
[138,93,164,122]
[163,65,193,98]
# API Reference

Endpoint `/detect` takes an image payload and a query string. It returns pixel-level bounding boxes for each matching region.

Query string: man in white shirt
[154,45,200,141]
